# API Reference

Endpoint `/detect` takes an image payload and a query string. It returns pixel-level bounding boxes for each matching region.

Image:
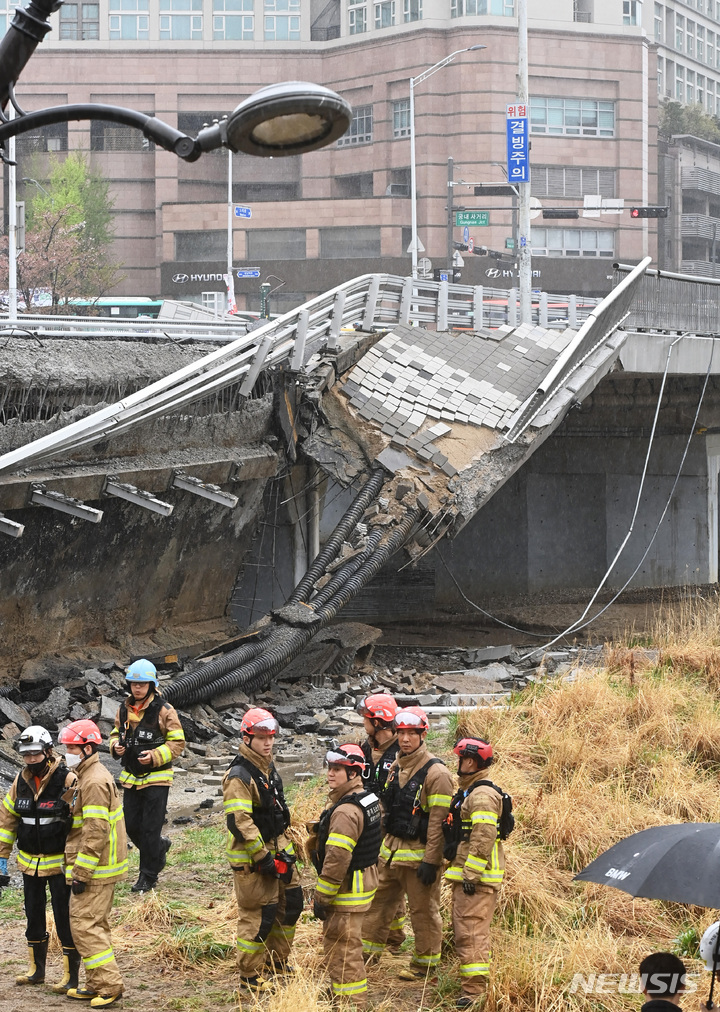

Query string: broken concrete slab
[0,697,31,728]
[465,645,515,665]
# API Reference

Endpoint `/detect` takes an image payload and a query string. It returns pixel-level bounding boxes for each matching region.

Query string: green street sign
[455,211,489,227]
[505,237,515,249]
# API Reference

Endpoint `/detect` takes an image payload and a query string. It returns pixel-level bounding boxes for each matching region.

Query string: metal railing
[614,261,720,334]
[0,273,599,478]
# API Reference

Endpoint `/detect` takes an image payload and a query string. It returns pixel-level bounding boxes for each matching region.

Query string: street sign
[529,197,542,220]
[506,102,530,184]
[505,238,515,249]
[417,257,432,277]
[236,268,261,278]
[234,205,252,218]
[468,237,474,252]
[463,226,469,243]
[455,211,489,227]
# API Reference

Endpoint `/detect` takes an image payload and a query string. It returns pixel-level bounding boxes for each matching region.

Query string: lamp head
[468,44,486,51]
[196,81,352,158]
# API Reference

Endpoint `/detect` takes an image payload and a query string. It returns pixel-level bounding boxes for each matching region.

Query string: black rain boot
[51,946,81,993]
[16,934,48,985]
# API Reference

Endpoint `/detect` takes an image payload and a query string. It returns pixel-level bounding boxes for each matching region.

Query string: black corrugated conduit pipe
[171,509,421,706]
[308,529,383,610]
[163,638,267,705]
[287,466,386,605]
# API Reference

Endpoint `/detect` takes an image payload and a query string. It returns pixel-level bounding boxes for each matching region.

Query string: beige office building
[4,0,659,304]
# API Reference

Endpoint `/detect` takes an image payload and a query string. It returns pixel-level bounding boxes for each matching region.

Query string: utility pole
[226,148,235,314]
[447,157,454,269]
[8,104,17,323]
[517,0,531,324]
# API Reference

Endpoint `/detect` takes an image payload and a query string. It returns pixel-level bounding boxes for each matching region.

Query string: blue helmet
[126,659,158,685]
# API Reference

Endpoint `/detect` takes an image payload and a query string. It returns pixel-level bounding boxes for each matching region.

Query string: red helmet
[240,708,279,737]
[393,706,429,732]
[356,693,398,723]
[58,719,103,746]
[454,737,493,766]
[325,744,367,772]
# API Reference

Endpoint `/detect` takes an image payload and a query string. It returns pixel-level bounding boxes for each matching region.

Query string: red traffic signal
[630,206,668,218]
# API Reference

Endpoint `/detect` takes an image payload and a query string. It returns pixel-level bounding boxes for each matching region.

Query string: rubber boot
[51,946,81,993]
[15,934,48,985]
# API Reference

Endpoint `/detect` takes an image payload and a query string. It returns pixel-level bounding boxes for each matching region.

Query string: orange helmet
[58,719,103,746]
[325,744,367,773]
[356,693,398,724]
[454,737,493,767]
[240,708,279,737]
[393,706,429,732]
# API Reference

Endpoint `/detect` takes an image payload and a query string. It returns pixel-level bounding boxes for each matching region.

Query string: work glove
[0,859,7,876]
[71,879,86,895]
[416,861,438,886]
[462,879,476,895]
[255,852,278,876]
[313,896,329,921]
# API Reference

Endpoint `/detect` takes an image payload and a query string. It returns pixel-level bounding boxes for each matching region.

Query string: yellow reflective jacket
[444,776,505,890]
[221,743,294,869]
[65,753,128,885]
[0,756,76,877]
[379,744,453,867]
[109,690,185,789]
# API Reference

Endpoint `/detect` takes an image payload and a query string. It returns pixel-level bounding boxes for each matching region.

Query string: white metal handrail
[0,274,600,478]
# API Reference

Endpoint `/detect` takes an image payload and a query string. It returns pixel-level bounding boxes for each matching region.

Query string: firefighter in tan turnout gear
[0,725,79,992]
[109,658,185,893]
[222,708,303,993]
[309,744,381,1006]
[444,738,509,1010]
[362,706,453,980]
[59,719,128,1008]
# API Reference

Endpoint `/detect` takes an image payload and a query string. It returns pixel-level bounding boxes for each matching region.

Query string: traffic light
[472,245,489,256]
[453,241,469,251]
[630,206,668,218]
[542,209,579,219]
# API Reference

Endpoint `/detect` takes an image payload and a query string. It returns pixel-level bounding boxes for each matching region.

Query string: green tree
[659,99,720,144]
[24,151,115,247]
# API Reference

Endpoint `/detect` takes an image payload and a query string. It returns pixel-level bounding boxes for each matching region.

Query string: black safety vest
[312,789,382,874]
[15,763,72,856]
[119,696,172,778]
[361,739,399,794]
[442,779,513,861]
[226,755,290,846]
[383,758,445,843]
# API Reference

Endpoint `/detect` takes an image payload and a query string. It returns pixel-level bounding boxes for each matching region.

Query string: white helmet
[16,725,53,754]
[700,922,720,971]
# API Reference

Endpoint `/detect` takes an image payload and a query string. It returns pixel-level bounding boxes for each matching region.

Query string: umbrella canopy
[574,823,720,907]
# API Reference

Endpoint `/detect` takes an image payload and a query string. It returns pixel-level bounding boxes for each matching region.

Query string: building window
[213,0,253,38]
[319,226,381,258]
[332,172,374,198]
[264,13,300,37]
[451,0,513,12]
[16,123,68,156]
[531,228,614,258]
[573,0,593,22]
[374,0,394,27]
[403,0,421,20]
[687,20,695,57]
[622,0,640,25]
[532,166,616,198]
[676,64,684,100]
[657,55,664,95]
[0,0,21,38]
[349,2,366,32]
[698,24,705,60]
[247,229,306,259]
[654,2,662,40]
[530,98,615,138]
[708,30,714,68]
[160,0,203,39]
[676,13,684,51]
[337,105,373,146]
[59,2,99,39]
[91,120,155,151]
[234,181,301,200]
[392,98,411,138]
[687,68,695,104]
[109,0,149,39]
[175,230,227,260]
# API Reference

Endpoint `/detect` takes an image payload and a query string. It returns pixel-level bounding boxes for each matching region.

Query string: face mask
[65,752,83,768]
[27,756,49,777]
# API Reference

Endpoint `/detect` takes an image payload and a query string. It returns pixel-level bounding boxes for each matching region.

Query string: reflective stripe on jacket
[0,757,76,877]
[222,743,293,869]
[444,781,505,890]
[65,753,128,884]
[109,692,185,789]
[379,744,453,867]
[312,778,379,912]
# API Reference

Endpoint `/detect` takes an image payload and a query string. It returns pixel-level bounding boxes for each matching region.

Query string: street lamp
[409,44,486,280]
[22,177,54,205]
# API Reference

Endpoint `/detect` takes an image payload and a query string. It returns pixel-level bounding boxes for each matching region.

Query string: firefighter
[356,693,406,953]
[309,744,381,1006]
[109,658,185,893]
[222,707,303,992]
[362,706,453,980]
[59,719,128,1008]
[444,738,506,1010]
[0,725,79,992]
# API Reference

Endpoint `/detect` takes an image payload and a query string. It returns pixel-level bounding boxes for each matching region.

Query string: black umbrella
[574,823,720,1009]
